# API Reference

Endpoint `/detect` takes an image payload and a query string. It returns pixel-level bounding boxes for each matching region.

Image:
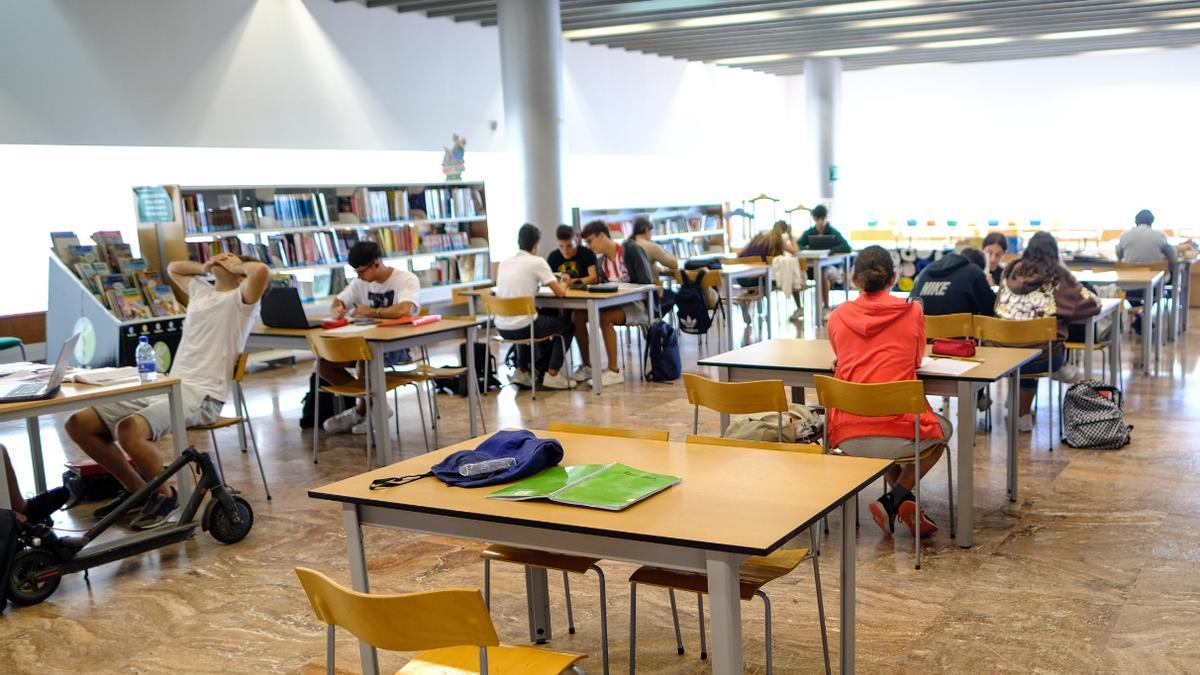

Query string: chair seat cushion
[481,544,599,574]
[320,372,422,396]
[399,644,584,674]
[629,546,810,601]
[0,337,22,350]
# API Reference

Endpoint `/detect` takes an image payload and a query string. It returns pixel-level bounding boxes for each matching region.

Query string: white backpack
[996,281,1057,320]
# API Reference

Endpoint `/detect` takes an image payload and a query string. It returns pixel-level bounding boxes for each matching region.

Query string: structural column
[805,57,842,205]
[497,0,565,241]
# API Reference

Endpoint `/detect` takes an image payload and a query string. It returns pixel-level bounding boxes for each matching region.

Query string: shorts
[621,301,649,327]
[837,413,953,460]
[93,384,223,441]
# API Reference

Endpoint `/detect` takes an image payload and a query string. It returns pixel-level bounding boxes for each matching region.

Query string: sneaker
[23,487,70,524]
[323,407,364,434]
[789,309,803,322]
[868,495,895,537]
[93,489,145,519]
[599,369,625,387]
[541,370,571,390]
[570,365,592,383]
[1053,363,1080,383]
[896,495,938,538]
[510,369,533,388]
[1017,414,1034,433]
[350,408,394,435]
[130,487,178,530]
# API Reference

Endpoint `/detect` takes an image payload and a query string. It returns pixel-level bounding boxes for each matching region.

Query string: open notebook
[488,463,681,511]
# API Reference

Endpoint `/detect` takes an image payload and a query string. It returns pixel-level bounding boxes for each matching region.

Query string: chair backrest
[974,315,1057,345]
[814,375,927,417]
[482,294,536,318]
[685,434,821,454]
[547,421,669,442]
[683,373,789,415]
[673,268,723,289]
[306,334,372,363]
[295,567,499,653]
[232,352,250,383]
[721,256,767,266]
[924,313,974,340]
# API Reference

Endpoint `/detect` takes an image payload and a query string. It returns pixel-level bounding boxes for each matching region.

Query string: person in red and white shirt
[575,221,650,388]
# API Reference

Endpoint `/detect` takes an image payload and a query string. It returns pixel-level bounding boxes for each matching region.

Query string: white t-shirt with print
[494,250,556,330]
[170,278,260,402]
[336,267,421,315]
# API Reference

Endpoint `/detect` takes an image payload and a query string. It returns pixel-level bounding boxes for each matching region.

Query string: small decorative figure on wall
[442,134,466,181]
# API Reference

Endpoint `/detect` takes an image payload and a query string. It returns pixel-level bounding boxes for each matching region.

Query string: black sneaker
[22,487,70,524]
[93,490,145,519]
[130,487,178,530]
[868,493,896,537]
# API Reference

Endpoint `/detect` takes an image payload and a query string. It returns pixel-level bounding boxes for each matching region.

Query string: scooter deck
[64,522,198,572]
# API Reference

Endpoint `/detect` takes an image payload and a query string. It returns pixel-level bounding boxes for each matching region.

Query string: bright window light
[850,12,963,29]
[1157,7,1200,18]
[1076,47,1166,56]
[563,23,659,39]
[674,11,786,28]
[810,45,900,57]
[922,36,1014,48]
[713,53,794,65]
[891,26,990,40]
[807,0,926,16]
[1167,21,1200,30]
[1039,27,1143,40]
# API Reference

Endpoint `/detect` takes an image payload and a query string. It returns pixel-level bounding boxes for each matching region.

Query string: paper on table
[323,324,376,335]
[919,356,979,376]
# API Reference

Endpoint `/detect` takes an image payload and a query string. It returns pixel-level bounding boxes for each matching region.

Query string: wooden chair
[814,375,953,570]
[974,316,1059,452]
[306,334,429,467]
[0,337,25,360]
[924,313,983,426]
[1116,260,1170,354]
[721,256,769,333]
[392,344,488,446]
[546,421,669,442]
[673,268,726,355]
[482,295,572,401]
[294,567,584,675]
[627,435,830,675]
[188,353,271,499]
[682,373,789,441]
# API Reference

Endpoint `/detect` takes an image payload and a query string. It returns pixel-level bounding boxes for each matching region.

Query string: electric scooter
[6,446,253,606]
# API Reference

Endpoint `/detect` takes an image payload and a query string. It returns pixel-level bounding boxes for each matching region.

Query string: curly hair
[1005,231,1061,285]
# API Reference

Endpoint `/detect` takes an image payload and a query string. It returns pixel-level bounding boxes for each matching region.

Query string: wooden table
[718,264,773,350]
[248,318,482,465]
[309,429,892,675]
[0,377,189,509]
[1072,269,1164,374]
[796,250,853,326]
[699,339,1040,548]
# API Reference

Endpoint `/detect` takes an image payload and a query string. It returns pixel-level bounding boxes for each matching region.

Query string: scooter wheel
[8,548,61,606]
[209,495,254,544]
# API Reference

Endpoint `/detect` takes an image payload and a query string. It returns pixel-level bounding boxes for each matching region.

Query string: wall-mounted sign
[134,185,174,224]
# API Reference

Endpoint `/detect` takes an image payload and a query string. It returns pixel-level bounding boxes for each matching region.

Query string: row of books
[422,186,481,219]
[181,193,257,234]
[413,253,487,287]
[52,231,185,320]
[660,239,723,260]
[261,231,353,269]
[271,192,332,229]
[656,214,721,234]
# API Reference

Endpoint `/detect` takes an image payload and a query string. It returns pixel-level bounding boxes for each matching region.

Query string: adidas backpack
[1060,379,1132,449]
[675,269,713,335]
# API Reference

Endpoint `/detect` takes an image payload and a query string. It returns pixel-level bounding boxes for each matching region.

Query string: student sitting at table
[829,246,950,538]
[546,224,599,284]
[495,224,573,390]
[737,220,800,322]
[575,220,654,387]
[320,241,422,435]
[629,216,679,275]
[1117,209,1176,335]
[910,246,996,317]
[798,205,852,316]
[995,231,1100,431]
[982,231,1009,286]
[65,252,268,529]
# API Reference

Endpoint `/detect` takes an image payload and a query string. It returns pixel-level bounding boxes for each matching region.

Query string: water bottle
[135,336,157,383]
[459,457,517,477]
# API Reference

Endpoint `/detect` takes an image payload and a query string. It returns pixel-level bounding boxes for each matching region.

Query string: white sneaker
[1053,363,1081,383]
[541,370,571,390]
[351,408,394,435]
[1017,414,1034,433]
[570,365,592,383]
[323,407,364,434]
[510,369,533,387]
[599,369,625,387]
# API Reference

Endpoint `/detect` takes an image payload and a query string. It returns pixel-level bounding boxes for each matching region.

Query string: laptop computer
[0,333,79,403]
[261,287,321,329]
[805,234,839,250]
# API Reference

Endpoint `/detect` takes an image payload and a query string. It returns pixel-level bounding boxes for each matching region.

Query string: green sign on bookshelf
[134,186,174,224]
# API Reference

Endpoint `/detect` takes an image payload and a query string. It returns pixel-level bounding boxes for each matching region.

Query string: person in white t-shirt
[321,241,422,435]
[494,224,573,389]
[65,252,268,530]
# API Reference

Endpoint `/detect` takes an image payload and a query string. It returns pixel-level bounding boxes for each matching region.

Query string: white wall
[0,0,796,315]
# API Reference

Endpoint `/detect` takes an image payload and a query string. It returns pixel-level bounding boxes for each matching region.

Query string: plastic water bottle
[459,457,517,477]
[135,336,157,383]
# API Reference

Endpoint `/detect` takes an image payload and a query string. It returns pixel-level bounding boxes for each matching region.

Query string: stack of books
[52,231,185,320]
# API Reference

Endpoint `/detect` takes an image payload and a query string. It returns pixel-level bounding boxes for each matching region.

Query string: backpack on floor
[434,342,502,397]
[675,269,713,335]
[299,373,357,429]
[1060,379,1132,449]
[643,321,681,383]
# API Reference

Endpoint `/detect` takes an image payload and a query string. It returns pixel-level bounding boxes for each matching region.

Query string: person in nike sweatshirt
[827,246,952,539]
[910,247,996,317]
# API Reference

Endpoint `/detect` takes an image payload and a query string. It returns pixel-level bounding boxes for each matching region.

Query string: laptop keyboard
[6,383,44,396]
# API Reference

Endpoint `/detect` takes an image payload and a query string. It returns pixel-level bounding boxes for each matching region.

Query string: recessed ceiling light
[674,10,786,28]
[922,36,1014,48]
[850,12,963,29]
[563,23,659,39]
[1039,27,1144,40]
[1157,7,1200,18]
[713,53,795,65]
[807,0,925,15]
[1077,47,1166,56]
[1167,21,1200,30]
[810,45,900,57]
[891,26,990,40]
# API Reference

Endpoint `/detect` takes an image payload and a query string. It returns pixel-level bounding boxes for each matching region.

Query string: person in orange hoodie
[827,246,952,538]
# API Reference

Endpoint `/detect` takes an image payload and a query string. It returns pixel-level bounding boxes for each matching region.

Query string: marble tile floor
[2,309,1199,674]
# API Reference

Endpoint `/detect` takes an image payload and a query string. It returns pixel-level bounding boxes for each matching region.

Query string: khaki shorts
[837,413,953,460]
[93,384,223,441]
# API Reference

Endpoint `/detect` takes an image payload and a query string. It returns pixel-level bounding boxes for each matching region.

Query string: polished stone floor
[2,304,1198,674]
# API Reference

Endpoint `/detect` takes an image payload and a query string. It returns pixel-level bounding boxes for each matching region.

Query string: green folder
[488,463,681,511]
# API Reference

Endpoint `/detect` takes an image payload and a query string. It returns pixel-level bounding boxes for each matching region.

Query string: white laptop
[0,333,80,403]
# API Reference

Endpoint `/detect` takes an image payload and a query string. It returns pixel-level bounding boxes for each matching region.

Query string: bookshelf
[138,182,494,307]
[570,203,727,261]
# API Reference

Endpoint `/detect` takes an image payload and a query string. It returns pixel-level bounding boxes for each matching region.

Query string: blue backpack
[643,320,681,382]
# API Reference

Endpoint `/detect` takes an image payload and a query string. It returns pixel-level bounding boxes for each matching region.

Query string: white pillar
[497,0,565,242]
[805,57,842,206]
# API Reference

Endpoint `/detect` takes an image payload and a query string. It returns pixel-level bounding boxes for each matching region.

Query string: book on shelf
[272,192,330,228]
[51,232,81,264]
[110,287,153,321]
[148,284,185,317]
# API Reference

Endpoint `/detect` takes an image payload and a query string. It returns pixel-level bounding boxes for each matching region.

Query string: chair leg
[241,401,271,500]
[483,559,491,609]
[326,624,335,675]
[946,441,954,538]
[562,571,576,634]
[590,565,609,675]
[810,530,832,675]
[393,388,401,439]
[628,582,637,675]
[413,384,430,452]
[18,343,26,360]
[311,366,321,465]
[914,462,922,571]
[668,589,684,655]
[756,590,772,675]
[697,593,707,660]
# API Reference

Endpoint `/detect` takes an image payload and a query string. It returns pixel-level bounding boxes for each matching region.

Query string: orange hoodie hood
[830,291,920,338]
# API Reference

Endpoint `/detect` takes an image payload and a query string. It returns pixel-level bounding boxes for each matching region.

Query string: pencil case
[931,337,976,358]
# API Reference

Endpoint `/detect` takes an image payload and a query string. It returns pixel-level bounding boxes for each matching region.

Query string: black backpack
[1060,379,1133,449]
[643,321,681,382]
[300,373,357,429]
[675,269,713,335]
[434,342,502,397]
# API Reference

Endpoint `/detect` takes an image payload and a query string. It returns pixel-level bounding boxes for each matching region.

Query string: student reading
[546,224,599,284]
